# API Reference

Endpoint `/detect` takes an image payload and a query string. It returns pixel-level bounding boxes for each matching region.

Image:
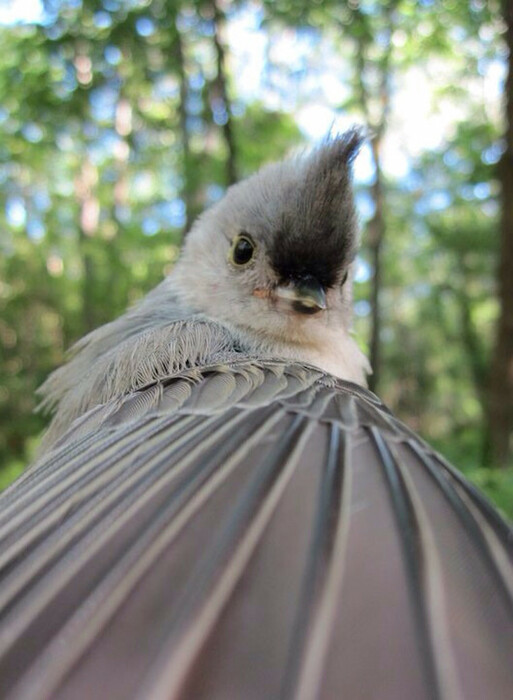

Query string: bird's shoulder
[39,358,419,462]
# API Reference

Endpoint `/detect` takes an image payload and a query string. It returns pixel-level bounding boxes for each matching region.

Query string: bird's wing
[1,360,512,700]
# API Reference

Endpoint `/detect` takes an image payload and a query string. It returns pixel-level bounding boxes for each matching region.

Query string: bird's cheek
[252,287,271,299]
[252,287,288,313]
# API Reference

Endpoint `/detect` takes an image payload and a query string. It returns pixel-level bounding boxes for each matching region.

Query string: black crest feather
[270,129,364,288]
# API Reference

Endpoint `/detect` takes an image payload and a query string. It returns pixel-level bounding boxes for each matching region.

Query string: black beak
[274,275,327,315]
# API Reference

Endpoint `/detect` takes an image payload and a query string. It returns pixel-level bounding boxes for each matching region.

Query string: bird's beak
[273,276,327,315]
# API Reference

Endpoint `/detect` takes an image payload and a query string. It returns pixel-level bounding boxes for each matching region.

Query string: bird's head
[35,130,368,453]
[172,130,364,350]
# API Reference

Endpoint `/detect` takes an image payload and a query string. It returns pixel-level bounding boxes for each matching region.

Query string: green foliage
[466,469,513,521]
[236,103,302,174]
[0,459,25,492]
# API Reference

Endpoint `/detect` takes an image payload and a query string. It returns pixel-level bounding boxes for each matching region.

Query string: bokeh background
[1,0,512,515]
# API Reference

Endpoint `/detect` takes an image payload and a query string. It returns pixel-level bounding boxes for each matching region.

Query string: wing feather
[0,360,512,700]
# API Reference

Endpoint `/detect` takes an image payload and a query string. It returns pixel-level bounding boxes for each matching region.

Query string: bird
[0,130,512,700]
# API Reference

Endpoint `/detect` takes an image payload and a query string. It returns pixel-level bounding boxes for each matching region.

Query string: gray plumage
[37,131,369,452]
[1,132,513,700]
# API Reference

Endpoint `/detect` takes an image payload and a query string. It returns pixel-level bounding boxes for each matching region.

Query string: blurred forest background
[1,0,512,515]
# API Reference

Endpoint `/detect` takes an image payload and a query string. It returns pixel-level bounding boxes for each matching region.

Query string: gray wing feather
[1,360,512,700]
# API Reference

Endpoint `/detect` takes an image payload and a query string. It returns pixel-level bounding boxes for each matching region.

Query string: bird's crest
[269,129,364,288]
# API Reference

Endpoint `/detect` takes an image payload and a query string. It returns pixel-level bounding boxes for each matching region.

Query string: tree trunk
[368,136,385,394]
[210,0,238,185]
[451,260,491,463]
[455,259,487,405]
[350,6,394,395]
[173,15,195,236]
[488,0,513,468]
[75,159,99,333]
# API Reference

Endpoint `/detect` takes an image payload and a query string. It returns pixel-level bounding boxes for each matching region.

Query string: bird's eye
[229,234,256,267]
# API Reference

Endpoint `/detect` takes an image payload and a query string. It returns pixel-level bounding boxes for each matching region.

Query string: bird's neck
[226,323,370,386]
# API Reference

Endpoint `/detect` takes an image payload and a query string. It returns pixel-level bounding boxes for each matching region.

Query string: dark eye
[341,270,349,286]
[229,234,256,267]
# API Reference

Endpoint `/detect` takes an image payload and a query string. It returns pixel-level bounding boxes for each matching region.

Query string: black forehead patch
[269,130,363,288]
